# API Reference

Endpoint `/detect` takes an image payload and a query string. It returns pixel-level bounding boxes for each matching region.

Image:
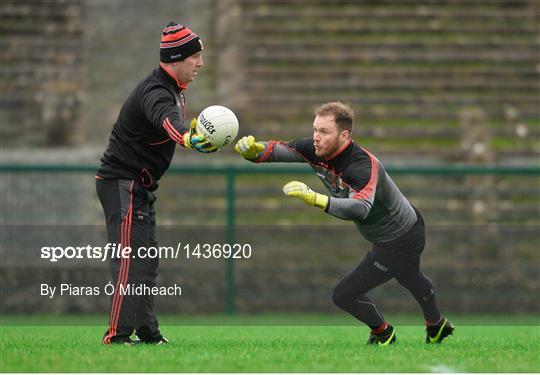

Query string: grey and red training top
[253,138,417,243]
[97,64,190,191]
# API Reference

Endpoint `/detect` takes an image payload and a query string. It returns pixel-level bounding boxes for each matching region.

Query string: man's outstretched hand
[235,135,265,160]
[282,181,329,210]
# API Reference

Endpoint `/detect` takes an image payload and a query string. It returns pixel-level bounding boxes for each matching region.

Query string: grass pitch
[1,315,539,372]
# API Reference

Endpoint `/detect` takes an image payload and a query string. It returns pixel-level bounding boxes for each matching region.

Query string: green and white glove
[282,181,329,210]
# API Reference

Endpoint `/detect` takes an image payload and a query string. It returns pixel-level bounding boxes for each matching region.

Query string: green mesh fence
[1,164,538,316]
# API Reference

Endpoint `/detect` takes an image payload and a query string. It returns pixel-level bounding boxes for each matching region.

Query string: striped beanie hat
[160,22,203,63]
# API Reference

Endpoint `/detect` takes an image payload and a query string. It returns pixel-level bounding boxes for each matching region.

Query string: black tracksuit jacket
[97,64,189,191]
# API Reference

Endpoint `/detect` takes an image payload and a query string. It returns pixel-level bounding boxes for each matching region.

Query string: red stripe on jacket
[255,141,279,163]
[162,117,186,146]
[353,149,379,200]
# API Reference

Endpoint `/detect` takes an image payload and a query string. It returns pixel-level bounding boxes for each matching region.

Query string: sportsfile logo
[39,243,176,263]
[39,243,253,262]
[199,113,215,134]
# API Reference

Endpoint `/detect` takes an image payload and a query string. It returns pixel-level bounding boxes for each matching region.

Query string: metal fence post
[225,167,236,315]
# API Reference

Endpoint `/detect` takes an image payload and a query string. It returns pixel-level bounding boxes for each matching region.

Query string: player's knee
[332,283,352,309]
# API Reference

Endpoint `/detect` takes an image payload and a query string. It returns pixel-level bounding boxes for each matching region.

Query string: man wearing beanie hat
[96,22,212,345]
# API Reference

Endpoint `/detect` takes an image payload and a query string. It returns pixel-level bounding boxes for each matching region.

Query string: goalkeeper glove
[183,118,218,153]
[235,135,265,160]
[282,181,329,210]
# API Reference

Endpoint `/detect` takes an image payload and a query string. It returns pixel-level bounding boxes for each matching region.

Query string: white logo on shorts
[374,261,388,272]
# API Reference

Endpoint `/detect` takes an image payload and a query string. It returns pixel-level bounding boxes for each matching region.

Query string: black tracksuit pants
[96,178,161,344]
[332,207,442,327]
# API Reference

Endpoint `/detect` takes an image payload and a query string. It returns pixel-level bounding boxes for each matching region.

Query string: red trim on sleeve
[352,149,379,200]
[255,141,278,163]
[149,138,171,146]
[162,117,185,146]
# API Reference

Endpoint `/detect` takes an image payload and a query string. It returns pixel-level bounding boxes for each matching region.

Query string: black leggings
[332,209,441,327]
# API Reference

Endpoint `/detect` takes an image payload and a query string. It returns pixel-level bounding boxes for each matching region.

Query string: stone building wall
[1,0,84,147]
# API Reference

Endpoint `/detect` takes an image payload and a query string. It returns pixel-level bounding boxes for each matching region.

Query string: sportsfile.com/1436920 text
[40,243,253,262]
